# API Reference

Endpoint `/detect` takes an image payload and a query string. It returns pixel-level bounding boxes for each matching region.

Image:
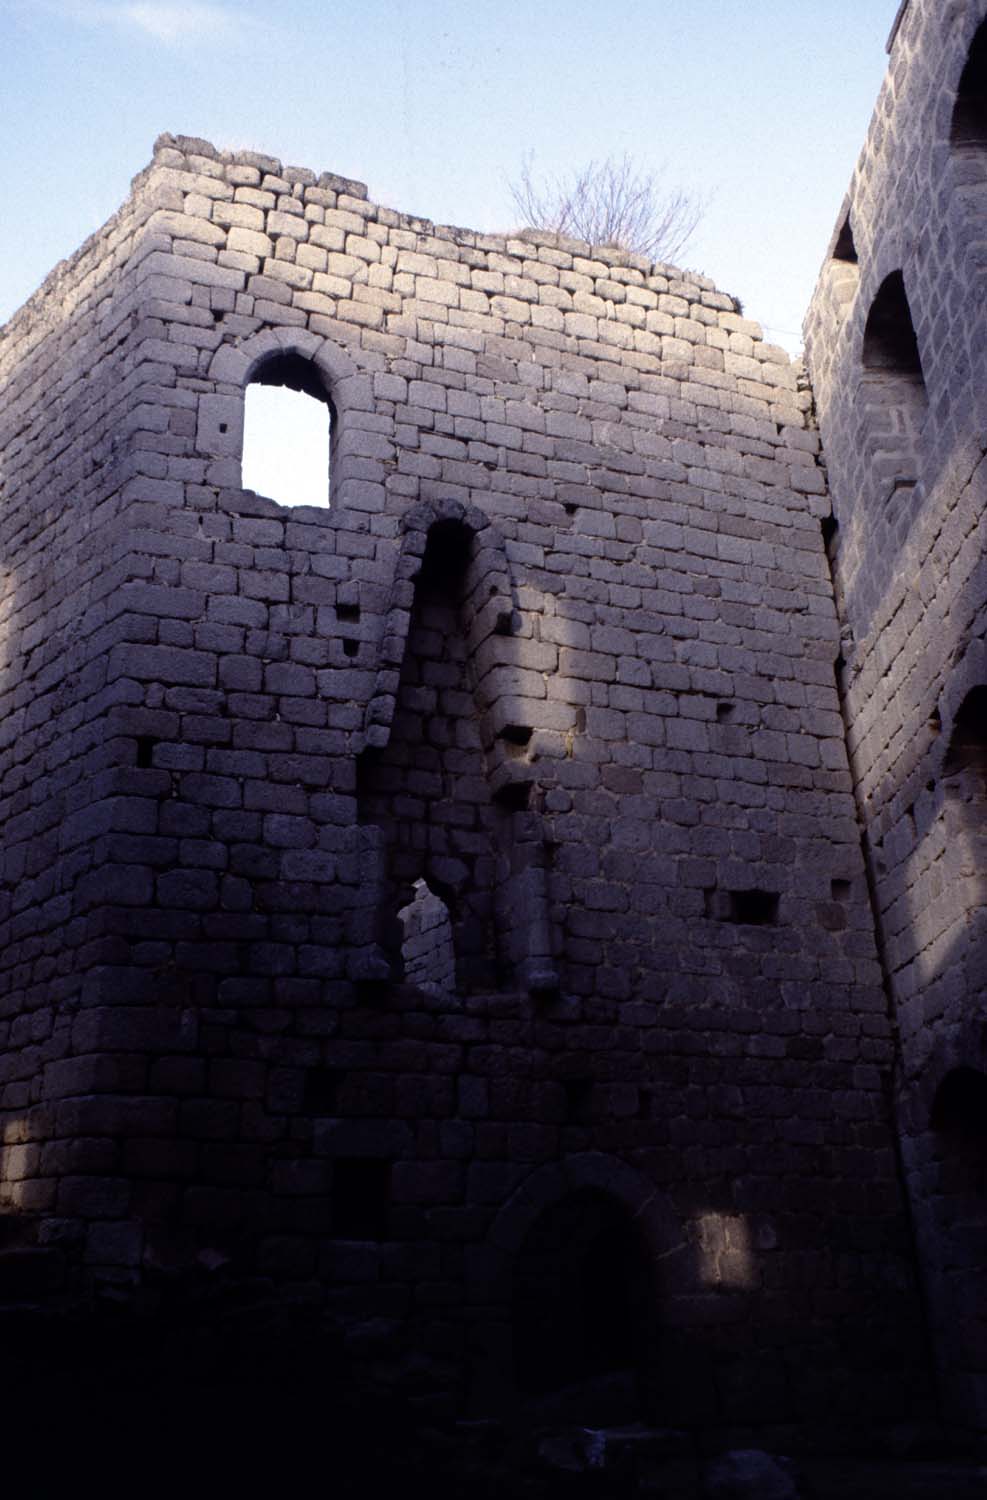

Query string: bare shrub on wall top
[508,152,702,264]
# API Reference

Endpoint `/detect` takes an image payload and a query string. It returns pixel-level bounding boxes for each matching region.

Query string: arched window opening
[951,20,987,154]
[944,687,987,797]
[243,352,333,509]
[512,1189,651,1403]
[397,878,456,996]
[860,271,927,500]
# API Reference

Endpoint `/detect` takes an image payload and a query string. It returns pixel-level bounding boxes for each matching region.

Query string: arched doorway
[512,1186,651,1404]
[471,1155,686,1421]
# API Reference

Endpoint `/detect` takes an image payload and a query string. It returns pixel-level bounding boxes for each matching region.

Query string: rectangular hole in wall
[136,736,157,768]
[493,780,532,813]
[343,639,359,658]
[831,879,852,903]
[332,1158,390,1240]
[716,702,735,723]
[729,889,779,925]
[498,724,533,746]
[303,1067,340,1114]
[707,888,780,925]
[563,1077,594,1126]
[336,602,360,623]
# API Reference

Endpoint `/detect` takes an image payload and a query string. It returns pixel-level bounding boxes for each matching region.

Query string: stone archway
[468,1153,689,1420]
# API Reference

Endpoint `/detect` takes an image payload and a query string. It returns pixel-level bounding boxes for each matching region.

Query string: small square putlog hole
[493,780,532,812]
[563,1077,594,1126]
[136,736,157,768]
[707,887,779,925]
[730,889,779,925]
[332,1158,390,1240]
[336,601,360,623]
[499,723,533,746]
[303,1067,340,1114]
[716,702,735,723]
[831,879,852,903]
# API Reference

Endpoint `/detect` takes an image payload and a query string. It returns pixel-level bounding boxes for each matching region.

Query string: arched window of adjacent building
[242,352,333,508]
[951,20,987,157]
[860,271,927,502]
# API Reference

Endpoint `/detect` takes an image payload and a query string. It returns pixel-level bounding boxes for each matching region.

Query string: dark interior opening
[250,350,333,406]
[952,20,987,150]
[944,686,987,778]
[563,1076,594,1125]
[730,889,780,925]
[416,518,473,592]
[332,1158,390,1240]
[303,1067,340,1115]
[833,210,858,264]
[499,723,533,746]
[821,512,839,549]
[493,780,532,813]
[136,736,157,769]
[512,1188,650,1397]
[931,1067,987,1140]
[862,272,925,381]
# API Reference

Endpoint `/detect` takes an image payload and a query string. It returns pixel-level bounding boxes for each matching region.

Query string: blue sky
[1,1,896,351]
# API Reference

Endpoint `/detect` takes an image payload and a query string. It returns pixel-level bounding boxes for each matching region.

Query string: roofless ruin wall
[0,134,928,1435]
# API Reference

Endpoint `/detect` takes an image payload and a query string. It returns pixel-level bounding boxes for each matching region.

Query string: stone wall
[804,0,987,1441]
[0,132,929,1437]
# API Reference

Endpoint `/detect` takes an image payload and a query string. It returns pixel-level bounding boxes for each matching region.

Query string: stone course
[0,128,929,1439]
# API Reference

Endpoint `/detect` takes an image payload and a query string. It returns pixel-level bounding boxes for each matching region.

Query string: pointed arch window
[860,270,927,505]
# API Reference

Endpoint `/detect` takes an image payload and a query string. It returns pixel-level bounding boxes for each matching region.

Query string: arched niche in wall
[242,350,334,508]
[859,270,928,513]
[353,503,558,1000]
